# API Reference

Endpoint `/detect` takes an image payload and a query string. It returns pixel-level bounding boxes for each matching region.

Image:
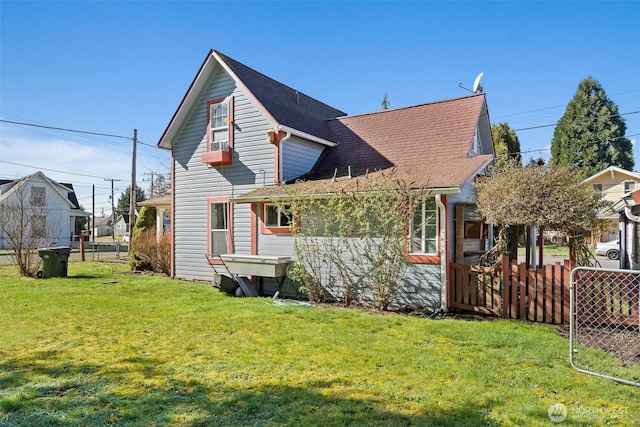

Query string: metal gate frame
[570,266,640,387]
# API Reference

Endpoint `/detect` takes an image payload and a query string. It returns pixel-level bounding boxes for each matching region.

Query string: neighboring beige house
[583,166,640,242]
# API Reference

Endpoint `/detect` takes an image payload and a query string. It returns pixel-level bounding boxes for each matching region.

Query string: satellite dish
[472,72,484,93]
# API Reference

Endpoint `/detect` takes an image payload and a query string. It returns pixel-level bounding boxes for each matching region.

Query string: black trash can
[37,247,71,278]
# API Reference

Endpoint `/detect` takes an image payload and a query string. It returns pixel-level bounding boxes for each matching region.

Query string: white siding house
[0,172,87,249]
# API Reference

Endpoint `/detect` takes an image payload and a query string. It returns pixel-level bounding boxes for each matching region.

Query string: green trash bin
[37,247,71,278]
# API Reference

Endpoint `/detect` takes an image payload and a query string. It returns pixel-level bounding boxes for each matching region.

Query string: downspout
[624,206,640,268]
[277,129,292,183]
[435,194,447,311]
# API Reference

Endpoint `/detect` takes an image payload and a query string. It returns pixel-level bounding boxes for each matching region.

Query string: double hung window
[210,201,229,255]
[410,198,438,255]
[202,97,233,166]
[209,101,229,152]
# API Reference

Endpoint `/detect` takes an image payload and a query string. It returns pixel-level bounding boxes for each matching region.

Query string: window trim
[408,197,440,264]
[206,197,233,263]
[624,181,636,193]
[261,203,292,234]
[202,96,234,166]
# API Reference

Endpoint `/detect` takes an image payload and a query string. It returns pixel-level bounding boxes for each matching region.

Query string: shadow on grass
[0,354,509,426]
[66,275,101,280]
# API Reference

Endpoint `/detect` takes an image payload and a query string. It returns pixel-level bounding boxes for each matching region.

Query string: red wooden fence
[449,256,572,325]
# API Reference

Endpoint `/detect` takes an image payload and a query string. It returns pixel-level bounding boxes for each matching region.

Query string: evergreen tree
[550,77,633,178]
[116,185,147,216]
[491,122,521,170]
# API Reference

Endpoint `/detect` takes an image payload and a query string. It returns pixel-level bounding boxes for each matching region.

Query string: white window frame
[410,198,438,255]
[209,100,229,152]
[265,204,290,228]
[209,201,229,256]
[593,183,603,193]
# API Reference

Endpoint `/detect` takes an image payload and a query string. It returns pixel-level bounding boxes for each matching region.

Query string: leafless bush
[131,230,171,274]
[0,183,62,277]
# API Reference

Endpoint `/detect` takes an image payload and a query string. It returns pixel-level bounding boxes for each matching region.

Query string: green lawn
[0,262,638,426]
[517,244,571,257]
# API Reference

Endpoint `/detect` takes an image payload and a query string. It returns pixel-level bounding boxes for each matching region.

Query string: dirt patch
[556,325,640,366]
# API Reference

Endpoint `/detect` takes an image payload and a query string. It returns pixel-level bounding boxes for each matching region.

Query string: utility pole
[104,177,121,241]
[129,129,137,254]
[143,171,154,198]
[92,185,95,261]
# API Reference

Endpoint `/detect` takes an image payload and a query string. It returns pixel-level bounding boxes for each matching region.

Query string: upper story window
[624,181,636,193]
[593,184,603,194]
[410,197,438,255]
[31,186,46,206]
[202,97,234,166]
[210,101,229,151]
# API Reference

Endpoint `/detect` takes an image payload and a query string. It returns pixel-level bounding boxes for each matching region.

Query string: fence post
[501,256,510,318]
[562,259,573,324]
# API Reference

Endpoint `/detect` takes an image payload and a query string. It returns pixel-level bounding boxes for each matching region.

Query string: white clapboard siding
[171,65,332,282]
[172,67,275,281]
[282,136,326,182]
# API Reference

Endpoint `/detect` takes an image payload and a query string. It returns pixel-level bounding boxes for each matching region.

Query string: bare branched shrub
[131,230,171,274]
[0,183,62,277]
[281,169,429,310]
[475,161,605,266]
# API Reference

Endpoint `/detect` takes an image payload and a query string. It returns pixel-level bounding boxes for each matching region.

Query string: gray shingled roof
[216,51,346,142]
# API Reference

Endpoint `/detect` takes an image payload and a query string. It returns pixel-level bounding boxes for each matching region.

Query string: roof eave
[278,125,337,147]
[158,50,219,150]
[231,186,460,204]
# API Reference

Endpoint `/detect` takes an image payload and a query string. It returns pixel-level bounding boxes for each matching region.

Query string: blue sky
[1,1,639,216]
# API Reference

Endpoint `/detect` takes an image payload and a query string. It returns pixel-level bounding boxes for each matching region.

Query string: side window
[624,181,636,193]
[265,204,291,228]
[593,184,603,194]
[410,198,438,255]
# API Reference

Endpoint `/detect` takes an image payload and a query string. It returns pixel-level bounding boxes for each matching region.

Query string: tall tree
[491,122,521,170]
[550,77,633,178]
[116,185,146,216]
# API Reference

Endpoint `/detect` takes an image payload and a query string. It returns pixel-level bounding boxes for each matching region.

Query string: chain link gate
[570,267,640,387]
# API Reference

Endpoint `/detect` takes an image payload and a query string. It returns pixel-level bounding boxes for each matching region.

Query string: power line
[0,160,126,180]
[0,115,159,153]
[0,119,132,140]
[515,132,640,156]
[513,110,640,132]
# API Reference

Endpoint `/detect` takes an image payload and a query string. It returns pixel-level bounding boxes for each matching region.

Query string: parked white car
[122,232,130,243]
[595,239,619,260]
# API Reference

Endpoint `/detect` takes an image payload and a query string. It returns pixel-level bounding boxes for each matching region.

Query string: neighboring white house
[0,172,88,249]
[156,50,495,309]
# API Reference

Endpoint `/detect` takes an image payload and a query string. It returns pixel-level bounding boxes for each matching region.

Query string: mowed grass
[0,262,638,426]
